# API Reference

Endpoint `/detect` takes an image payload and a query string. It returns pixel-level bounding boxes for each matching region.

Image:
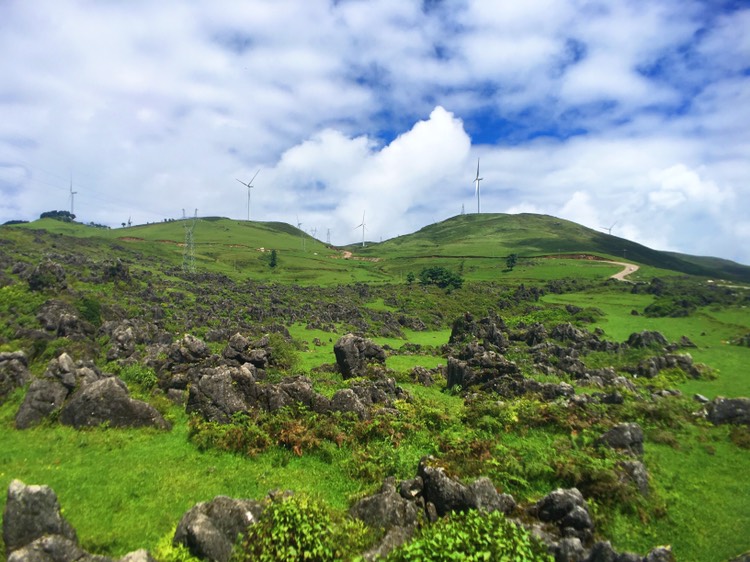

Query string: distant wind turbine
[473,158,483,214]
[600,222,617,235]
[354,211,367,247]
[69,173,77,216]
[236,169,260,221]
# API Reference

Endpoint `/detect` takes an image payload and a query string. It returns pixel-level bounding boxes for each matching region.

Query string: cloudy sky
[1,1,749,263]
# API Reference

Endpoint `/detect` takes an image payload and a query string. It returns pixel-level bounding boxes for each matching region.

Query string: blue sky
[1,0,749,263]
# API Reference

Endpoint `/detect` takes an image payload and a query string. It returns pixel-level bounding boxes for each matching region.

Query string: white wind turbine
[473,158,483,214]
[236,169,260,221]
[600,221,617,235]
[354,211,367,247]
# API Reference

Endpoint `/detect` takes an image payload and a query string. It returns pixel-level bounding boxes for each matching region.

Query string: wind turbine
[236,169,260,221]
[600,221,617,235]
[354,211,367,247]
[473,158,483,214]
[69,174,77,216]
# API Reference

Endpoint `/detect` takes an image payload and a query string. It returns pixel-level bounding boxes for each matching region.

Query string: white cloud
[0,0,749,264]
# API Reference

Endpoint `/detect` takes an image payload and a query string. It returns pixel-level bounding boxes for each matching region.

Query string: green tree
[406,271,415,285]
[269,249,278,268]
[506,253,518,271]
[418,266,463,291]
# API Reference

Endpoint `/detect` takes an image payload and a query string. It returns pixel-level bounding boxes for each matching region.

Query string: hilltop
[4,212,750,284]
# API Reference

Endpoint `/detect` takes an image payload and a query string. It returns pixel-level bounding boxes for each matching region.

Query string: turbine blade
[249,169,260,185]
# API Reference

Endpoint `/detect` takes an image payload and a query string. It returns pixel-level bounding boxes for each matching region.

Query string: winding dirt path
[605,261,639,281]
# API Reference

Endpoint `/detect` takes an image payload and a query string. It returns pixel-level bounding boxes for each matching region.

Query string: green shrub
[234,494,368,561]
[152,527,202,562]
[385,509,552,561]
[119,364,159,391]
[78,297,102,326]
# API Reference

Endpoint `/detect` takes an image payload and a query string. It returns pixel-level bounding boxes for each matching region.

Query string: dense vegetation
[0,215,748,561]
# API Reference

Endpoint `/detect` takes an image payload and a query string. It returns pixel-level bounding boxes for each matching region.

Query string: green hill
[4,213,749,284]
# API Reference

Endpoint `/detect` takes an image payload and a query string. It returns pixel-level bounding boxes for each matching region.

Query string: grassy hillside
[358,214,750,282]
[1,213,749,561]
[7,213,750,284]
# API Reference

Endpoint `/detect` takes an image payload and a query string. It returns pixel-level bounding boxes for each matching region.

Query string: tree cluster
[418,266,464,291]
[40,210,75,222]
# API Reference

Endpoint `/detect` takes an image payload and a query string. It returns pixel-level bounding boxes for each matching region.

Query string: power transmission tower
[182,209,197,273]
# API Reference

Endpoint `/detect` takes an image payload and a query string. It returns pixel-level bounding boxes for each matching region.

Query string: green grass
[609,425,750,562]
[0,396,362,558]
[543,293,750,397]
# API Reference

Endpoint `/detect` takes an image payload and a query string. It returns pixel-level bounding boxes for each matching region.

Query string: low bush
[385,509,552,561]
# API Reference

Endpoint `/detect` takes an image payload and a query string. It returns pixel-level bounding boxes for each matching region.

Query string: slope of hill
[7,213,749,284]
[357,213,750,283]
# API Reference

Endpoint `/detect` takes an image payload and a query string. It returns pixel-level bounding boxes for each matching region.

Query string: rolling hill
[3,213,749,284]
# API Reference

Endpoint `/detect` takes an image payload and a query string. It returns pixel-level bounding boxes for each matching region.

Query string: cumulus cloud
[0,0,749,263]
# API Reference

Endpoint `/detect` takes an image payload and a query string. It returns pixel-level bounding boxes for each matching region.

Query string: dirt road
[606,261,639,281]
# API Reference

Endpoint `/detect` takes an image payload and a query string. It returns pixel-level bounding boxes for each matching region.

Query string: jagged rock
[598,423,644,457]
[349,477,419,529]
[644,546,675,561]
[410,366,435,386]
[118,549,156,562]
[7,535,112,562]
[467,477,516,514]
[186,364,257,423]
[417,458,473,517]
[399,476,423,500]
[15,378,69,429]
[361,526,414,561]
[107,324,136,361]
[333,334,386,379]
[59,377,170,430]
[550,323,589,344]
[706,397,750,425]
[330,388,368,420]
[524,323,549,346]
[2,479,77,556]
[678,335,697,348]
[0,351,30,404]
[627,330,669,348]
[585,541,642,562]
[449,313,509,350]
[167,334,211,365]
[27,260,66,291]
[619,460,650,496]
[102,258,130,283]
[173,496,264,562]
[553,537,585,562]
[532,488,594,542]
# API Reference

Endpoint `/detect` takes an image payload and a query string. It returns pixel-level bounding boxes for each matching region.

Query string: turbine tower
[69,174,77,216]
[354,211,367,247]
[236,169,260,221]
[473,158,483,214]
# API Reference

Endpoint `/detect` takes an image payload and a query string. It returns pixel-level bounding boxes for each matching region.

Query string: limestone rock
[2,479,77,556]
[706,397,750,425]
[598,423,644,457]
[59,377,170,430]
[333,334,386,379]
[0,351,30,405]
[173,496,264,562]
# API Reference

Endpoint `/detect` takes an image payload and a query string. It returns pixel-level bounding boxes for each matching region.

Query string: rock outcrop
[173,496,264,562]
[15,353,168,430]
[705,397,750,425]
[0,351,30,405]
[333,334,386,379]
